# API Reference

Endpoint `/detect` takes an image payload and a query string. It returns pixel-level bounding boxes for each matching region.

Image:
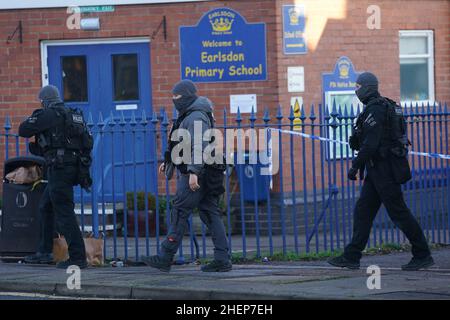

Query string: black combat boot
[141,255,172,272]
[24,252,54,265]
[201,260,232,272]
[56,259,88,269]
[401,256,434,271]
[327,255,360,269]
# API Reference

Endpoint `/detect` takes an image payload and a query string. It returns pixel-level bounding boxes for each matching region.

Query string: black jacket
[19,105,65,138]
[170,96,214,175]
[352,96,389,170]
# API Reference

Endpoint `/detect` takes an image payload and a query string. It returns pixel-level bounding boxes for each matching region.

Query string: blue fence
[1,102,449,262]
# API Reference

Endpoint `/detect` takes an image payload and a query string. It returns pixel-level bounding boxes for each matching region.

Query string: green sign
[79,6,115,13]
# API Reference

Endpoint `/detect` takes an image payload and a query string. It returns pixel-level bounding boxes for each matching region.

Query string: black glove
[28,142,43,156]
[77,155,93,192]
[79,176,93,193]
[165,161,175,180]
[348,167,358,181]
[349,135,360,151]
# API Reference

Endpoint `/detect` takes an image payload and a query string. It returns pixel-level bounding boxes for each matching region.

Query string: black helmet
[38,85,62,108]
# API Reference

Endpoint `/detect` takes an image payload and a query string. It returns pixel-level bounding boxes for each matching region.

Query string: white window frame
[325,91,361,160]
[399,30,435,107]
[40,37,150,87]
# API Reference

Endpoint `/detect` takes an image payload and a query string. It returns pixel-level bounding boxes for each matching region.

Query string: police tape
[408,151,450,160]
[269,128,450,160]
[268,128,352,145]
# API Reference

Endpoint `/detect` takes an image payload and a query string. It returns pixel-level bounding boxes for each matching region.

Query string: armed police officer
[328,72,434,271]
[141,80,231,272]
[18,85,92,269]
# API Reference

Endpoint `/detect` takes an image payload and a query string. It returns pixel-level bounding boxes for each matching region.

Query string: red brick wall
[276,0,450,109]
[0,0,278,126]
[274,0,450,193]
[0,0,278,195]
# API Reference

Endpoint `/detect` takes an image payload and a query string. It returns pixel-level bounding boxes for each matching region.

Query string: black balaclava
[172,79,198,114]
[355,72,380,105]
[38,85,62,108]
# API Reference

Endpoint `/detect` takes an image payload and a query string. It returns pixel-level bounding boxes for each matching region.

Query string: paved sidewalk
[0,247,449,300]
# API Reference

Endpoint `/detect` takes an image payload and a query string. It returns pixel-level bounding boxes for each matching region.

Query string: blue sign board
[322,56,362,160]
[282,5,307,54]
[179,7,267,83]
[322,56,361,93]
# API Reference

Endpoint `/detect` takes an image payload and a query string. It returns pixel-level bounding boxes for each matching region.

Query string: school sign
[179,7,267,83]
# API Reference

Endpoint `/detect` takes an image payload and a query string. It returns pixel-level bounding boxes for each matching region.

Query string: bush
[126,191,168,221]
[123,192,170,236]
[126,192,156,211]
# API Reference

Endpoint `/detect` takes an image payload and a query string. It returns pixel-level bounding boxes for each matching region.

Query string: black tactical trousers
[160,172,230,262]
[38,164,86,261]
[344,159,430,262]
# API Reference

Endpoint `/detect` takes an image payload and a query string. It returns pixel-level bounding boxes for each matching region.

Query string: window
[113,54,139,101]
[325,91,361,159]
[62,56,88,102]
[399,30,434,105]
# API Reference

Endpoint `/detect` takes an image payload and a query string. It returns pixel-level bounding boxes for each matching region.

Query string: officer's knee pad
[162,235,179,253]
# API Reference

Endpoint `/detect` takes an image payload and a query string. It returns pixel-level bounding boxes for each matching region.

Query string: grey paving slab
[0,247,449,300]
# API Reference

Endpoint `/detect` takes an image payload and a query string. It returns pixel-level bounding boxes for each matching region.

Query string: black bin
[0,156,46,260]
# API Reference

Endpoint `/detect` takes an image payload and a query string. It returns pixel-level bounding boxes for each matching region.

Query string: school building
[0,0,449,196]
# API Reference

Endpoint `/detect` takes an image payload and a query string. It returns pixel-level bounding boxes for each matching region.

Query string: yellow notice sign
[290,97,303,130]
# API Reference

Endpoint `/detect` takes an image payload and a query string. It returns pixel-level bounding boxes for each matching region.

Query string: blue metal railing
[1,102,449,262]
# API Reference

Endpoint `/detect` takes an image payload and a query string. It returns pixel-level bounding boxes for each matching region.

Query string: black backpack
[382,97,412,184]
[57,106,94,155]
[55,105,94,191]
[383,97,410,156]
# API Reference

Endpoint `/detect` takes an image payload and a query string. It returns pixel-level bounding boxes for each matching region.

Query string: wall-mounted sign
[78,6,115,13]
[282,5,307,55]
[116,104,138,111]
[287,66,304,92]
[179,7,267,83]
[80,18,100,30]
[230,94,257,114]
[322,56,361,93]
[322,56,362,159]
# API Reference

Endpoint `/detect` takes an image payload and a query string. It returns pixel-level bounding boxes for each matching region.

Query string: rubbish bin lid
[4,156,46,177]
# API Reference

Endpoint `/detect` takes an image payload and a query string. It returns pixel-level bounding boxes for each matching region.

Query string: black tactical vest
[364,96,409,157]
[42,104,93,156]
[165,110,215,174]
[383,97,410,153]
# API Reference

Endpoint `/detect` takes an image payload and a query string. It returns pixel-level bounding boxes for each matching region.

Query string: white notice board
[230,94,257,114]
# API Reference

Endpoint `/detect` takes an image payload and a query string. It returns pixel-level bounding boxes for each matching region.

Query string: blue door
[47,42,155,202]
